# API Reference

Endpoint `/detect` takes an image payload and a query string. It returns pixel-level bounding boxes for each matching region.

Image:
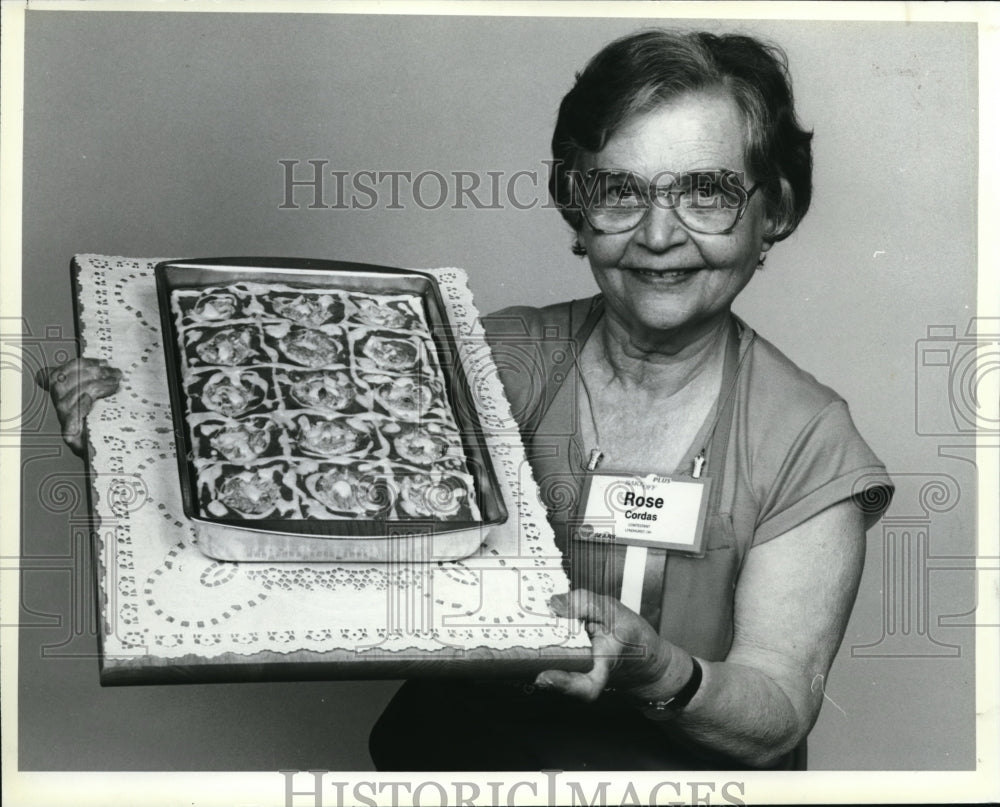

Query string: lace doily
[74,255,587,665]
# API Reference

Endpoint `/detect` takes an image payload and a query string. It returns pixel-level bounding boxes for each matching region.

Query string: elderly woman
[43,30,892,771]
[368,29,893,771]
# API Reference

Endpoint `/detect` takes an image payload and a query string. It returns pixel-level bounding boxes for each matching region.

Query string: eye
[681,171,743,208]
[604,182,643,206]
[594,172,645,208]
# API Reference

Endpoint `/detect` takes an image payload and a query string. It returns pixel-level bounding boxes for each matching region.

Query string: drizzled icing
[170,282,481,522]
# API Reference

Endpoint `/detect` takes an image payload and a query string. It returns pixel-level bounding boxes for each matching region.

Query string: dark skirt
[369,679,806,771]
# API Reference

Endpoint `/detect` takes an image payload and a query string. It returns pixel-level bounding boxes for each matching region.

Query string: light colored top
[483,297,894,661]
[373,297,893,771]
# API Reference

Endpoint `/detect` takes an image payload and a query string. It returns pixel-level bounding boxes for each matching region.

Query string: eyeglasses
[574,168,762,236]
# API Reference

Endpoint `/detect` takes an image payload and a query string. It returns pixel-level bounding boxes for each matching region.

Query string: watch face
[638,657,702,720]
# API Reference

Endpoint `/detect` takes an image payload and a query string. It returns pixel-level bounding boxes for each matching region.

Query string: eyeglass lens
[580,170,749,235]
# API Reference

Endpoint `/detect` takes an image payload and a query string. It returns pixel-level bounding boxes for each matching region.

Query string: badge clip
[585,448,605,472]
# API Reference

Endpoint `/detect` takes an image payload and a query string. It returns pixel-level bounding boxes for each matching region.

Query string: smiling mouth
[624,267,700,279]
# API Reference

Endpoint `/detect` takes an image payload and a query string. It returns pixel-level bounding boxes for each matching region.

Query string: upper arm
[726,498,866,732]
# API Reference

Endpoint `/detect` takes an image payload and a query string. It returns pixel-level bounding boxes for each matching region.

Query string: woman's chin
[608,300,728,343]
[618,299,694,331]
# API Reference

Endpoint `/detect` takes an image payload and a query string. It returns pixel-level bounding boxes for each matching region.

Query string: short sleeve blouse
[483,298,894,661]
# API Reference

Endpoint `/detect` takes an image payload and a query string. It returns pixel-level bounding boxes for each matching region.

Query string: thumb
[551,589,617,625]
[64,392,92,447]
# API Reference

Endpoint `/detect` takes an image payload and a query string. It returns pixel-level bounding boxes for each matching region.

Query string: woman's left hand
[534,589,675,702]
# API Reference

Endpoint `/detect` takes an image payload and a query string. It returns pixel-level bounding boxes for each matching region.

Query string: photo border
[2,1,997,805]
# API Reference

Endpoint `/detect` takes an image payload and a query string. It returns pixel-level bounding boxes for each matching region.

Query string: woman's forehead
[584,91,749,176]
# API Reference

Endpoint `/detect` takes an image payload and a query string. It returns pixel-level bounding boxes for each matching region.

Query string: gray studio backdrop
[19,11,978,770]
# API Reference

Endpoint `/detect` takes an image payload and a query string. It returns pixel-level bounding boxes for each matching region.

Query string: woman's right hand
[36,358,123,455]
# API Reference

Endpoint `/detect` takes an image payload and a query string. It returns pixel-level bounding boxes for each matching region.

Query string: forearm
[649,502,864,767]
[546,507,863,767]
[631,654,812,768]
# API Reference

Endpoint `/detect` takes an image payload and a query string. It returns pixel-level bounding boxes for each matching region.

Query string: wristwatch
[638,657,703,721]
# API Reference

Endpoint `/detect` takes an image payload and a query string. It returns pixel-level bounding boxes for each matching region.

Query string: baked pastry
[192,292,238,322]
[360,334,420,372]
[398,472,470,519]
[374,376,437,421]
[203,417,276,463]
[279,326,344,368]
[294,415,367,457]
[287,370,357,412]
[353,297,412,329]
[170,281,480,523]
[200,370,267,417]
[392,425,452,466]
[194,325,257,366]
[306,464,393,517]
[216,469,283,517]
[270,293,336,327]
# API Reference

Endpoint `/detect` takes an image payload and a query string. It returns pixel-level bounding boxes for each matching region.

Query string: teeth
[636,268,690,278]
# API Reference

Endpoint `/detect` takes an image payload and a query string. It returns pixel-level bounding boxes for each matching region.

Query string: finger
[69,363,121,399]
[535,655,613,702]
[81,374,122,400]
[36,364,75,392]
[62,392,92,455]
[54,368,122,411]
[42,358,113,395]
[36,359,93,392]
[54,376,121,427]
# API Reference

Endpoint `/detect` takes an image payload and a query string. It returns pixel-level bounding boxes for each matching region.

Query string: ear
[762,176,795,243]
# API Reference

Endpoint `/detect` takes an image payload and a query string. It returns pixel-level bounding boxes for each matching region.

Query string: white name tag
[576,472,711,555]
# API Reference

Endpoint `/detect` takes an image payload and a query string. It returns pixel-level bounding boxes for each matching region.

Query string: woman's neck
[594,310,732,398]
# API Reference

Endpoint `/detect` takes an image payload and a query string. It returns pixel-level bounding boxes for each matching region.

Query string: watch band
[639,657,703,721]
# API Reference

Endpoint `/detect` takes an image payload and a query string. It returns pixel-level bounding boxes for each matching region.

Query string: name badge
[576,472,711,556]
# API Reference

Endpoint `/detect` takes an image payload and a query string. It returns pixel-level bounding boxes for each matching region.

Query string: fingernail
[549,593,567,608]
[534,674,553,689]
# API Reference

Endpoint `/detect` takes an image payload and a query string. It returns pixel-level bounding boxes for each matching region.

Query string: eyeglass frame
[572,168,764,236]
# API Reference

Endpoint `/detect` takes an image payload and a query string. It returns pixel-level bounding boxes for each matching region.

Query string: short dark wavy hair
[550,29,813,243]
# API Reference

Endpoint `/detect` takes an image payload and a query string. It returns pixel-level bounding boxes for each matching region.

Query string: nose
[633,202,689,252]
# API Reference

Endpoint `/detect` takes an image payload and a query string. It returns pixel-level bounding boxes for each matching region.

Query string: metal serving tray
[155,257,508,562]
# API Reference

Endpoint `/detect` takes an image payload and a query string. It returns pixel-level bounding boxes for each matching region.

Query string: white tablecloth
[74,255,588,664]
